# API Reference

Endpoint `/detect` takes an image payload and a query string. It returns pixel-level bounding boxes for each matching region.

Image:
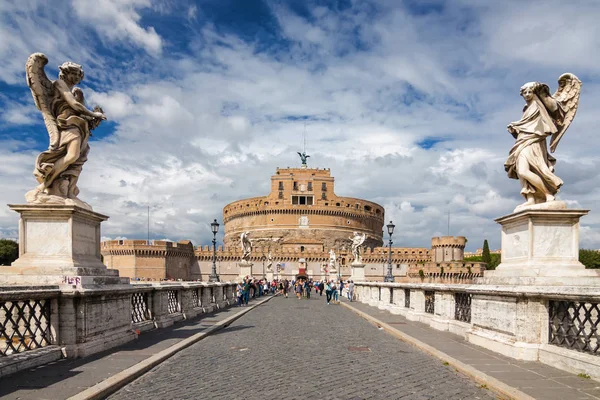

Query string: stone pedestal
[479,208,600,285]
[0,205,127,287]
[266,270,274,282]
[350,262,366,281]
[238,261,253,279]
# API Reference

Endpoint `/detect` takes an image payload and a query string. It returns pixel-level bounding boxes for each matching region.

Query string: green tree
[580,249,600,269]
[482,239,491,265]
[0,239,18,266]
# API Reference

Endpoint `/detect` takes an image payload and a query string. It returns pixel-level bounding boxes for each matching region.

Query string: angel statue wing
[549,73,582,153]
[26,53,59,149]
[358,233,366,246]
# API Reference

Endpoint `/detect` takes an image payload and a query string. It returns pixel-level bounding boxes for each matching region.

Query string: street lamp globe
[387,221,395,236]
[211,219,219,235]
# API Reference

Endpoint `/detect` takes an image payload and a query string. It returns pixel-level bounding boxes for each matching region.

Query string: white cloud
[71,0,163,55]
[1,0,599,252]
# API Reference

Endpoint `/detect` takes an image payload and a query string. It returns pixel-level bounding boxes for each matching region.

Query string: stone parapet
[0,281,237,378]
[354,281,600,381]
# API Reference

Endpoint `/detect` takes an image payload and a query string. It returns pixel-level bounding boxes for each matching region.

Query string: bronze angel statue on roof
[24,53,106,209]
[504,73,581,211]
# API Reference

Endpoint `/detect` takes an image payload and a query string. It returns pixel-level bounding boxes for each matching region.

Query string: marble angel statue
[505,73,581,211]
[328,249,337,270]
[266,251,273,270]
[24,53,106,209]
[349,232,366,264]
[240,231,252,262]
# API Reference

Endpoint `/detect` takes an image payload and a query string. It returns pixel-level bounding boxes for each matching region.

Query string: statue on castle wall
[241,231,252,262]
[266,251,273,270]
[349,232,367,264]
[505,73,581,211]
[24,53,106,210]
[328,249,336,270]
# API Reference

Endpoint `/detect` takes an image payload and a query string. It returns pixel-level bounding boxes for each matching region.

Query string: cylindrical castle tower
[431,236,466,263]
[223,167,384,252]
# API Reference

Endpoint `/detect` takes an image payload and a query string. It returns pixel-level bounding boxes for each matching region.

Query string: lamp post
[384,221,395,282]
[209,219,220,282]
[261,255,266,280]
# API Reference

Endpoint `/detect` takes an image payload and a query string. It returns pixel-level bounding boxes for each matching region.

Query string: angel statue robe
[33,88,91,192]
[504,94,564,200]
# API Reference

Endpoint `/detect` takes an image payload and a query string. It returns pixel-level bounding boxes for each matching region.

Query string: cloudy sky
[1,0,599,251]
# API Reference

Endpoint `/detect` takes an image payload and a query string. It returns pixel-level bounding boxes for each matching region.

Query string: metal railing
[131,292,150,323]
[0,299,52,356]
[167,290,179,314]
[404,289,410,308]
[454,292,472,323]
[425,291,435,314]
[549,300,600,356]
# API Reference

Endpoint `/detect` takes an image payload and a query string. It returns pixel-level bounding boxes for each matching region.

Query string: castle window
[300,246,305,252]
[292,195,313,205]
[278,191,283,199]
[355,204,359,209]
[364,205,372,212]
[278,181,283,190]
[264,202,269,206]
[307,182,312,191]
[270,218,274,222]
[336,202,340,207]
[293,181,298,190]
[118,240,124,245]
[325,203,328,206]
[321,182,326,191]
[376,209,381,214]
[321,192,327,200]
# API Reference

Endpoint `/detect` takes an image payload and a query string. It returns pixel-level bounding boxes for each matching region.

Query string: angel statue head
[58,61,84,85]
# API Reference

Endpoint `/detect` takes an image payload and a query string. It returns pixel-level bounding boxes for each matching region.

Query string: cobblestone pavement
[109,295,499,400]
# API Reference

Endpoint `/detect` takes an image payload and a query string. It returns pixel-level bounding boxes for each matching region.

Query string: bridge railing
[0,282,237,378]
[353,282,600,379]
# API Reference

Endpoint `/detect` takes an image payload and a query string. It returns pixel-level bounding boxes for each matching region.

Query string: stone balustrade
[0,282,237,377]
[354,282,600,380]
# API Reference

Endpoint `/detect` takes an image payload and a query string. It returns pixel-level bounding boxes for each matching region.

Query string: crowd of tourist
[235,276,356,306]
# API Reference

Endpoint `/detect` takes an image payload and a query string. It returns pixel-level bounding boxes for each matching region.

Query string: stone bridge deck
[2,293,599,399]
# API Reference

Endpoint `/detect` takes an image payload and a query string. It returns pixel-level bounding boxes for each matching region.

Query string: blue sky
[1,0,600,251]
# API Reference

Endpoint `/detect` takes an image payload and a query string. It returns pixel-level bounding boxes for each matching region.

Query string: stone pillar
[390,287,405,315]
[378,285,391,310]
[430,291,454,331]
[201,284,214,312]
[350,263,366,282]
[238,261,253,279]
[407,289,425,321]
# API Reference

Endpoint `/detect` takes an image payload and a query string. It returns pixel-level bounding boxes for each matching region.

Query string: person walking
[348,280,355,301]
[284,279,289,298]
[318,280,324,296]
[325,280,333,304]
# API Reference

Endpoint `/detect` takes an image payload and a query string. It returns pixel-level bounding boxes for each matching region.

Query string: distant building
[101,158,483,282]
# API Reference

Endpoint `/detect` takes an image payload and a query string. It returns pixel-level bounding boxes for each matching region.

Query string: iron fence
[405,289,410,308]
[425,291,435,314]
[454,292,472,323]
[389,288,394,304]
[167,290,179,314]
[0,299,51,356]
[549,300,600,356]
[131,292,150,324]
[192,288,200,307]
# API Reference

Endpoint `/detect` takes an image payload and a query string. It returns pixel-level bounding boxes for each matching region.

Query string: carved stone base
[478,208,600,286]
[0,204,126,287]
[350,263,366,282]
[238,261,253,279]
